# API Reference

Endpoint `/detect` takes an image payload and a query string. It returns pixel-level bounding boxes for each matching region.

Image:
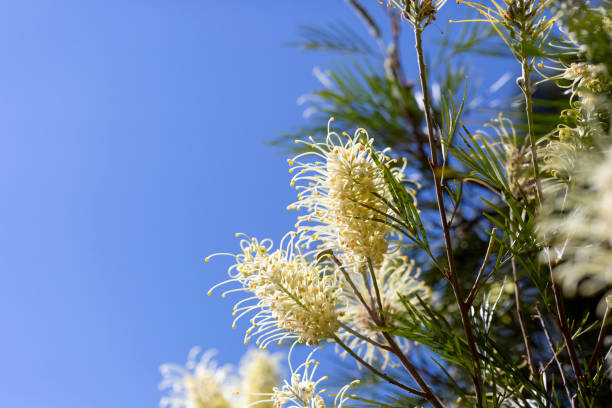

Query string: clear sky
[0,1,508,407]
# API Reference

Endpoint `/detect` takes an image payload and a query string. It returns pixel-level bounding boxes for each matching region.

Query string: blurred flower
[159,348,237,408]
[538,149,612,296]
[562,62,605,93]
[337,252,430,369]
[238,349,282,408]
[207,234,342,348]
[287,120,407,270]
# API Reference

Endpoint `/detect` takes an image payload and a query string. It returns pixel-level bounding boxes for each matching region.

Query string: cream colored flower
[288,120,408,270]
[253,345,358,408]
[337,252,430,369]
[159,348,237,408]
[596,153,612,244]
[538,149,612,296]
[238,349,282,408]
[207,233,342,348]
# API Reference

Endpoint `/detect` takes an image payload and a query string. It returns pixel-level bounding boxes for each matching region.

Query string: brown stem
[414,26,484,408]
[509,207,536,378]
[548,265,588,401]
[333,334,428,398]
[536,302,575,408]
[381,331,447,408]
[511,256,537,379]
[338,321,392,352]
[588,306,610,372]
[332,254,446,408]
[465,229,497,308]
[520,54,588,403]
[331,254,376,320]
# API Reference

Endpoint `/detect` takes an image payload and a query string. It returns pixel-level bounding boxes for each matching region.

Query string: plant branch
[414,25,484,408]
[535,302,575,408]
[520,47,587,403]
[511,256,537,380]
[337,321,393,352]
[465,228,497,308]
[332,253,446,408]
[332,334,428,398]
[367,258,385,322]
[588,305,610,372]
[331,254,376,321]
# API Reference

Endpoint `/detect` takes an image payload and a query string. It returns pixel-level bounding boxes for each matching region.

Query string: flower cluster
[159,348,239,408]
[159,346,360,408]
[207,234,343,348]
[337,252,430,369]
[538,149,612,296]
[562,62,605,94]
[239,350,283,408]
[256,346,358,408]
[288,122,407,270]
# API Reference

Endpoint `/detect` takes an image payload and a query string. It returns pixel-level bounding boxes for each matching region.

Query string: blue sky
[0,1,509,407]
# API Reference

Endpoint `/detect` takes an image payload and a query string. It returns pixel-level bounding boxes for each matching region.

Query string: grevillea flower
[562,63,604,90]
[337,252,430,369]
[159,348,238,408]
[238,350,282,408]
[252,344,359,408]
[207,233,343,348]
[538,149,612,296]
[287,120,408,270]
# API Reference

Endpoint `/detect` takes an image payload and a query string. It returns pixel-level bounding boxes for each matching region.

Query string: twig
[338,321,393,352]
[511,256,537,379]
[521,51,588,402]
[332,253,446,408]
[465,228,497,308]
[414,25,484,408]
[588,306,610,372]
[331,254,376,321]
[332,334,428,398]
[546,264,588,400]
[367,258,385,322]
[535,302,575,408]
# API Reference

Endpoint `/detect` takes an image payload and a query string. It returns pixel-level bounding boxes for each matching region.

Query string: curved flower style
[537,59,608,109]
[562,62,605,94]
[159,348,238,408]
[337,252,430,369]
[288,120,408,270]
[207,233,343,348]
[239,350,283,408]
[253,345,358,408]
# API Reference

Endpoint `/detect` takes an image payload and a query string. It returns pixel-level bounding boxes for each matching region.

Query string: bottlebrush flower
[253,345,359,408]
[207,233,343,348]
[159,348,238,408]
[238,350,282,408]
[287,120,407,270]
[337,252,430,369]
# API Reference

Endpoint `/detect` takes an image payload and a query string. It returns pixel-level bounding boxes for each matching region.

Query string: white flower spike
[208,233,343,348]
[288,119,408,270]
[159,347,238,408]
[249,344,359,408]
[238,349,283,408]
